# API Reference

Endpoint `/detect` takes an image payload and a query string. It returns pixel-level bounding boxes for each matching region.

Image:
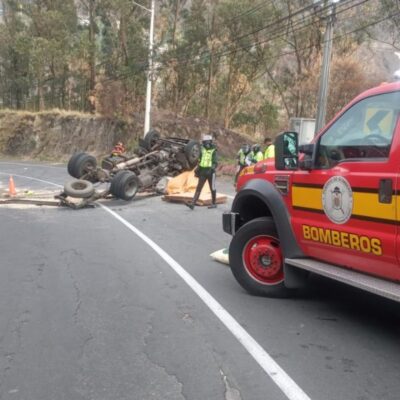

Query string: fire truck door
[291,91,400,281]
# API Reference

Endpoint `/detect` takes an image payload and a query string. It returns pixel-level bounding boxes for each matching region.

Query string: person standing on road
[252,144,264,163]
[245,146,254,166]
[186,134,218,210]
[264,137,275,159]
[234,144,251,185]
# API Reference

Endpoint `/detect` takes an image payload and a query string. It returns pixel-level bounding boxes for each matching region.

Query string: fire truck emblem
[322,176,353,224]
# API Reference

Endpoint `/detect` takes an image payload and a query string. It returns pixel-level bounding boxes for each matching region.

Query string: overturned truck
[64,130,201,201]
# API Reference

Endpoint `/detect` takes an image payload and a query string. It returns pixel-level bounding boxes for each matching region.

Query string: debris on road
[65,130,201,201]
[162,170,227,206]
[210,248,230,266]
[0,186,61,207]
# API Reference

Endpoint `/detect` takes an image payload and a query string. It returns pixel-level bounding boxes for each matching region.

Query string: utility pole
[314,0,338,135]
[144,0,155,137]
[133,0,155,137]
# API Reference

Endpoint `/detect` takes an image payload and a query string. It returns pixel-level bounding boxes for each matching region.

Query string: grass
[0,108,104,119]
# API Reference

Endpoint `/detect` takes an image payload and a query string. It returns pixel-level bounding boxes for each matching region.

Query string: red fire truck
[223,81,400,301]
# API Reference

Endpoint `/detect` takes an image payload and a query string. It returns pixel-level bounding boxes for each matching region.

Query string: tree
[262,0,324,120]
[0,0,31,109]
[28,0,78,110]
[216,0,282,127]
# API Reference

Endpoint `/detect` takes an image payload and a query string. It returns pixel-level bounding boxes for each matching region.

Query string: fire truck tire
[229,217,292,297]
[67,152,86,177]
[68,153,97,179]
[64,180,95,198]
[184,140,201,168]
[143,129,160,151]
[110,171,139,201]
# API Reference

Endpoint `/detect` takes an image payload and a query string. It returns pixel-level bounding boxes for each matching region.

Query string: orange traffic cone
[8,176,16,196]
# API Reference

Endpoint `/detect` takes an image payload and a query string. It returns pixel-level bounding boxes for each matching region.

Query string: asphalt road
[0,160,400,400]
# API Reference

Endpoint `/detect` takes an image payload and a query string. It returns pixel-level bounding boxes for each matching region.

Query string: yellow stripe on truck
[292,186,397,222]
[292,186,322,210]
[352,192,396,221]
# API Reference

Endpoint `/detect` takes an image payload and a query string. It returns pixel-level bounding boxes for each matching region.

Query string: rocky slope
[0,110,251,162]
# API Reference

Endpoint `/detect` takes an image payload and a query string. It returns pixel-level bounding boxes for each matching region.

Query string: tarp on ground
[166,169,210,195]
[164,170,227,205]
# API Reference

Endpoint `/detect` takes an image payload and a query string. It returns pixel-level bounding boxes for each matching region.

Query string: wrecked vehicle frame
[63,130,201,202]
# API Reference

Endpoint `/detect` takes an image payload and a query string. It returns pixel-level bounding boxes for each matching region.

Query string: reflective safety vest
[254,151,264,163]
[238,149,246,166]
[264,144,275,159]
[199,147,215,168]
[245,151,254,165]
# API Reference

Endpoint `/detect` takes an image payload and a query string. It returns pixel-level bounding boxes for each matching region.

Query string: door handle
[379,179,392,204]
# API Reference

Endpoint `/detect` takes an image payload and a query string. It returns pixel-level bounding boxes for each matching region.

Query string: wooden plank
[0,198,60,206]
[163,192,227,206]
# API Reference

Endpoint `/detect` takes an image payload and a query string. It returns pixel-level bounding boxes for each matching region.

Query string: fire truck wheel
[229,217,292,297]
[68,153,97,179]
[64,180,95,198]
[143,129,160,151]
[67,152,86,177]
[110,171,139,201]
[184,140,201,168]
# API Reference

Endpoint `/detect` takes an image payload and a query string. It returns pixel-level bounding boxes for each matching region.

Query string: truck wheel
[143,129,160,151]
[68,153,97,179]
[229,217,291,297]
[67,152,86,177]
[110,171,139,201]
[184,140,201,168]
[64,180,95,198]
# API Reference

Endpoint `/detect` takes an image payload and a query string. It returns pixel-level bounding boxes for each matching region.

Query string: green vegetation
[0,0,399,136]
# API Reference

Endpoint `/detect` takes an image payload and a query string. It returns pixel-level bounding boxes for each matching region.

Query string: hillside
[0,110,251,161]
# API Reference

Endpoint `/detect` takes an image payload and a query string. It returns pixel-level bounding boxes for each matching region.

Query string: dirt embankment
[0,110,251,165]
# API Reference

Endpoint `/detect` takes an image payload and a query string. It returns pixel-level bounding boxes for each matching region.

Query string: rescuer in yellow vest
[234,144,251,185]
[252,144,264,163]
[264,137,275,159]
[186,134,218,210]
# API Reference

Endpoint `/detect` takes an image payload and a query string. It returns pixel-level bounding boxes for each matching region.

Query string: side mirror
[275,131,299,170]
[298,143,315,170]
[298,144,313,155]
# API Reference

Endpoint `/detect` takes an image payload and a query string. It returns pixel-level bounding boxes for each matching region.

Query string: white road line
[1,167,312,400]
[101,204,312,400]
[0,161,64,169]
[0,172,63,188]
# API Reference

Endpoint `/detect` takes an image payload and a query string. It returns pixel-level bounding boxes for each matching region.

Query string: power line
[100,0,357,85]
[161,0,280,66]
[161,0,366,73]
[155,1,392,77]
[162,0,330,69]
[228,0,274,22]
[161,0,362,71]
[100,0,378,86]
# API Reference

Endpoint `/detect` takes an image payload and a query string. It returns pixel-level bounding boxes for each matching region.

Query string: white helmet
[202,134,213,142]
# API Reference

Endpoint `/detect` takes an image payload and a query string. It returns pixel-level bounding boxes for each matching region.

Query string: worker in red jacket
[111,141,126,156]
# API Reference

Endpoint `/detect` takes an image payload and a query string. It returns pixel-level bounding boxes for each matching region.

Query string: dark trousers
[234,164,246,184]
[192,171,216,205]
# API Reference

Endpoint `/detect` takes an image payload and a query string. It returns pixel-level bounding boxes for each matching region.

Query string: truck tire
[110,170,139,201]
[229,217,292,297]
[184,140,201,168]
[64,180,95,198]
[143,129,160,151]
[67,152,86,177]
[68,153,97,179]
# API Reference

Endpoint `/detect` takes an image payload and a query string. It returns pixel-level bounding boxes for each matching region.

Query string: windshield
[316,91,400,168]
